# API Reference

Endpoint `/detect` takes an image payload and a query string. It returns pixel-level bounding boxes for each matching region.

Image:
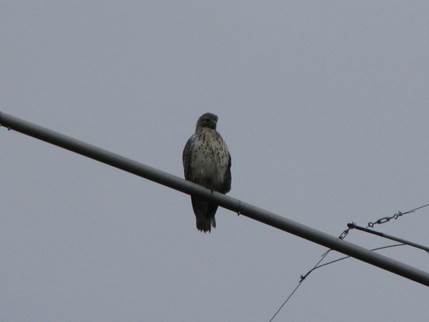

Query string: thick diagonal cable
[1,111,429,320]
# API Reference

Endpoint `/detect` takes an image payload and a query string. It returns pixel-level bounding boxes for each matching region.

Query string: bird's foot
[236,201,242,216]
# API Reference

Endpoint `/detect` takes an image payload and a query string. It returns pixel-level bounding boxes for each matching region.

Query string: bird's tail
[196,215,212,232]
[192,197,218,233]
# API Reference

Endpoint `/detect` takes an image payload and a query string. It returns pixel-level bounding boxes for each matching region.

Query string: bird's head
[196,112,218,130]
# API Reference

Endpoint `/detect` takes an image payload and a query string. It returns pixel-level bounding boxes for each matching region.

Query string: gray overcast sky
[1,1,428,321]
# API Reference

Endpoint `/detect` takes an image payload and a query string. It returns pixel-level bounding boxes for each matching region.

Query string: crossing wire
[268,202,429,322]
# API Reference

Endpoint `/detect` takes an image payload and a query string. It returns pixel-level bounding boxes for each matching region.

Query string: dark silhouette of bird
[182,113,231,232]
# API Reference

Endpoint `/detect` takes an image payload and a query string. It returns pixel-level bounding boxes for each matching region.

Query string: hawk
[182,113,232,232]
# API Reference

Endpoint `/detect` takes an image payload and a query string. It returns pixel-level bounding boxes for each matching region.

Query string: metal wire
[268,202,429,321]
[348,223,429,253]
[367,203,429,228]
[268,228,350,322]
[268,283,301,322]
[314,243,406,271]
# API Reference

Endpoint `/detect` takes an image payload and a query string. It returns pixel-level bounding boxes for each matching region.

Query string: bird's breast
[190,131,229,188]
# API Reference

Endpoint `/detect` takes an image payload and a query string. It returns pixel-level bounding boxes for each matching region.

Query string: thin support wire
[268,283,301,322]
[268,228,350,322]
[367,202,429,228]
[268,202,429,321]
[348,223,429,253]
[314,243,406,271]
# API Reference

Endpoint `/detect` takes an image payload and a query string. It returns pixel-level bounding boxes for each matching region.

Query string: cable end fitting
[347,222,356,229]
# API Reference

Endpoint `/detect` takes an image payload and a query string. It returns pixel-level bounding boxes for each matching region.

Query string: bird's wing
[220,151,232,193]
[182,135,194,180]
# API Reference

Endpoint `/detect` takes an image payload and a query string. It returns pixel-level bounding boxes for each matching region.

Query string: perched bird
[182,113,232,232]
